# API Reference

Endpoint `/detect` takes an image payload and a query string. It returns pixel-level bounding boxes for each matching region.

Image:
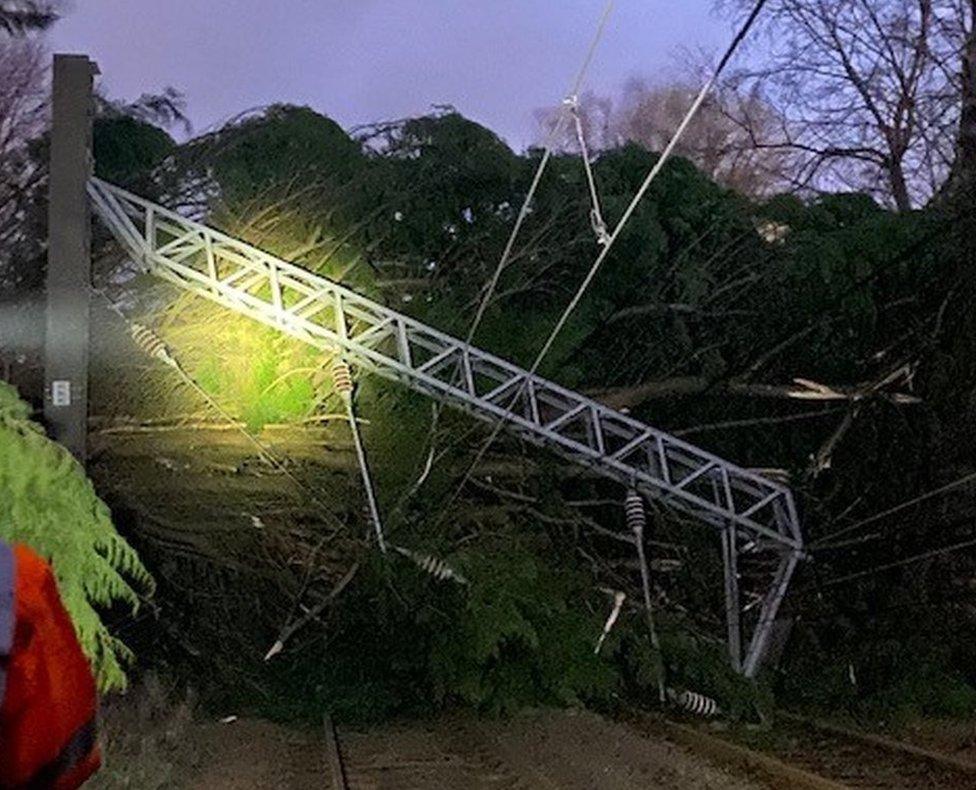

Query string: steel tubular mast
[88,177,803,676]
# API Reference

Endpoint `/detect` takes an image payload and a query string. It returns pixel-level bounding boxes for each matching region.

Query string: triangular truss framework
[88,177,804,677]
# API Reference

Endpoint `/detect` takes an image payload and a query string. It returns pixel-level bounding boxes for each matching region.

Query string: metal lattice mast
[87,177,804,677]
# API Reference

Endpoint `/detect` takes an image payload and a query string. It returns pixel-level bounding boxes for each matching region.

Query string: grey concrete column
[44,54,98,462]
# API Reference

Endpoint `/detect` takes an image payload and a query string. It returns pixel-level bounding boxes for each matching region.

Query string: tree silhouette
[0,1,58,36]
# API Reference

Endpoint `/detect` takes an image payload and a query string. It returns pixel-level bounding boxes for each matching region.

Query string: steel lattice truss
[88,177,804,677]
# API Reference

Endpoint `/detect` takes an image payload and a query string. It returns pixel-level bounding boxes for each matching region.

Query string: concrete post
[44,54,98,462]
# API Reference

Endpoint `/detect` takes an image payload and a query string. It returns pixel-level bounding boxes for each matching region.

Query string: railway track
[631,709,976,789]
[770,714,976,789]
[322,708,976,789]
[323,714,536,790]
[320,708,762,789]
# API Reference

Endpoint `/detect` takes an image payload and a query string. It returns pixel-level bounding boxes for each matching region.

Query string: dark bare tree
[721,0,972,210]
[612,77,794,197]
[951,0,976,191]
[0,1,58,36]
[532,90,614,153]
[0,40,47,291]
[533,79,792,198]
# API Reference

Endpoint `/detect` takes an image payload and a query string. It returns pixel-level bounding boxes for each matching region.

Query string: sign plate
[51,380,71,407]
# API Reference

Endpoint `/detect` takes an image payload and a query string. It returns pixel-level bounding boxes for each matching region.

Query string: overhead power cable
[528,0,771,374]
[414,2,614,518]
[93,288,347,531]
[94,286,371,661]
[463,0,615,348]
[816,536,976,590]
[444,0,772,513]
[332,358,387,552]
[566,93,611,246]
[812,469,976,550]
[626,489,667,704]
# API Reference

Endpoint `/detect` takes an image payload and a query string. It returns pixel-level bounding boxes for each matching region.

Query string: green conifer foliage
[0,382,153,690]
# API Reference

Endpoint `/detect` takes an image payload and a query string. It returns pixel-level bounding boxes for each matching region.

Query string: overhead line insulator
[332,360,354,399]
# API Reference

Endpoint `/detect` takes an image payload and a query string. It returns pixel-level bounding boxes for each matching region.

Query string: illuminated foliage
[84,103,976,720]
[0,382,153,690]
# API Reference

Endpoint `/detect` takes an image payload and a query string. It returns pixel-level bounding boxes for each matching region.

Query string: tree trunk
[888,158,912,212]
[959,3,976,190]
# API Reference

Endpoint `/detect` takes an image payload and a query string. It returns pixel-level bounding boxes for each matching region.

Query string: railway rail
[317,708,761,789]
[322,707,976,789]
[632,709,976,789]
[322,714,536,790]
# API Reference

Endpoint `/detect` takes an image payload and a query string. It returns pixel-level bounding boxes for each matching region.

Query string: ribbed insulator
[669,688,720,717]
[130,323,173,365]
[625,488,646,533]
[332,359,354,397]
[417,553,459,583]
[395,546,468,585]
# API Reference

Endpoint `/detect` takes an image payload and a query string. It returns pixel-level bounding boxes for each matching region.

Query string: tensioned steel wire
[92,287,349,533]
[463,0,616,348]
[442,0,774,518]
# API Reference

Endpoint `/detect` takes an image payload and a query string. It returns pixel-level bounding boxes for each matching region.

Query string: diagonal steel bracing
[88,177,804,676]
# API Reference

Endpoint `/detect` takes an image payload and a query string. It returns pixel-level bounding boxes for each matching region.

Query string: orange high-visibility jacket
[0,541,100,789]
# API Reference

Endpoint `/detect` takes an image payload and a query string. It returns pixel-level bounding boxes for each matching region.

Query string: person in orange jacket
[0,539,101,789]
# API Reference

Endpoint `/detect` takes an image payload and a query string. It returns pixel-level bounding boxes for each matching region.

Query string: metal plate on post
[51,380,72,407]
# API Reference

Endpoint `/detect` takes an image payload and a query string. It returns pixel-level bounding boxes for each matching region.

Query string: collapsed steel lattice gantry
[88,177,804,677]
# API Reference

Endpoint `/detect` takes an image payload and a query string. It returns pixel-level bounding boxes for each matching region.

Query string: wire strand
[442,0,770,514]
[568,95,610,245]
[528,0,770,375]
[817,536,976,589]
[341,382,387,552]
[812,469,976,549]
[463,0,615,347]
[92,288,348,530]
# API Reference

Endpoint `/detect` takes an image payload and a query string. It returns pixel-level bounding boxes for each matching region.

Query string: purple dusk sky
[49,1,730,151]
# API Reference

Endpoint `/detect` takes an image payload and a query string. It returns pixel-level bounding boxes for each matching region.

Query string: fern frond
[0,382,154,691]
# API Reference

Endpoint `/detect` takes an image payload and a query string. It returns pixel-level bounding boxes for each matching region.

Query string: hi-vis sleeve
[0,542,101,789]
